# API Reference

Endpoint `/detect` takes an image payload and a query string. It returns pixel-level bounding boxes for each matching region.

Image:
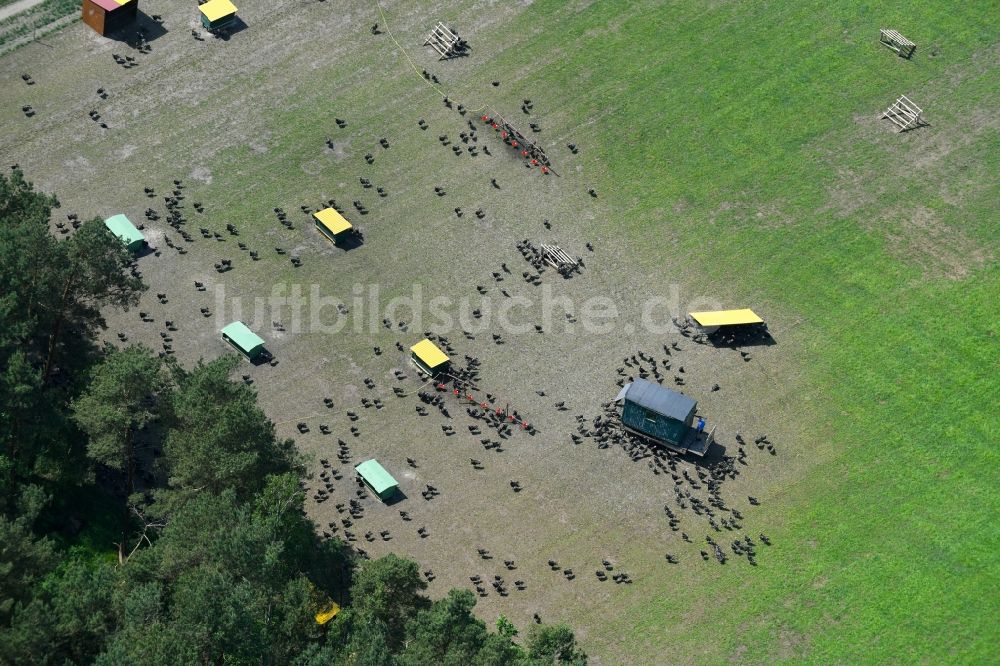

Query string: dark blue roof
[623,379,696,422]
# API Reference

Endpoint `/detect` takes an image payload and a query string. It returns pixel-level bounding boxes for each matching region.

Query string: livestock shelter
[198,0,238,30]
[689,308,769,345]
[355,460,399,502]
[688,309,764,328]
[312,207,354,245]
[410,339,449,377]
[103,214,145,252]
[220,321,267,361]
[81,0,138,36]
[617,379,696,447]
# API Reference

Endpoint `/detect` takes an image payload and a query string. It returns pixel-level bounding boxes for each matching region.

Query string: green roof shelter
[221,321,267,361]
[104,214,145,252]
[355,459,399,502]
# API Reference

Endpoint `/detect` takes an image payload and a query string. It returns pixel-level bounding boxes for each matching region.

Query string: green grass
[204,1,1000,656]
[494,0,1000,661]
[1,0,996,662]
[0,0,77,50]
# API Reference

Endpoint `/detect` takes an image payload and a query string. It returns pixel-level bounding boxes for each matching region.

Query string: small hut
[220,321,267,361]
[82,0,139,37]
[313,207,354,245]
[355,460,399,502]
[104,214,145,252]
[618,379,695,446]
[410,339,449,377]
[198,0,238,30]
[615,379,713,456]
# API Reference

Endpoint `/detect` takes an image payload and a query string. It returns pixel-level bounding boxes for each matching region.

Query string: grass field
[1,0,997,663]
[0,0,77,50]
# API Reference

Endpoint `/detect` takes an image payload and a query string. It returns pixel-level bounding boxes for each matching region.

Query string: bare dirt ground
[0,1,814,661]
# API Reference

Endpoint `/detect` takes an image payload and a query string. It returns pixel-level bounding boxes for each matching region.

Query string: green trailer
[221,321,267,362]
[615,379,713,456]
[355,459,399,502]
[104,214,145,252]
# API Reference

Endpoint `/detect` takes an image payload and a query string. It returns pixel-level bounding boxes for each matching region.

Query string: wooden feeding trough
[879,29,916,58]
[198,0,238,31]
[312,207,354,246]
[540,244,577,269]
[355,459,399,503]
[424,22,462,59]
[82,0,138,36]
[410,339,449,377]
[103,214,145,252]
[485,113,551,170]
[220,321,267,362]
[540,244,581,276]
[614,379,713,456]
[881,95,924,132]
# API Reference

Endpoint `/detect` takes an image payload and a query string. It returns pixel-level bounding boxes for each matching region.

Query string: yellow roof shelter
[199,0,237,23]
[313,207,353,236]
[689,309,764,327]
[410,339,449,370]
[315,602,341,625]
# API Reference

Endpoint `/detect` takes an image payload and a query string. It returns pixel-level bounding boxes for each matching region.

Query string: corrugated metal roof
[220,321,265,353]
[104,214,144,246]
[199,0,237,22]
[623,378,696,421]
[355,459,398,495]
